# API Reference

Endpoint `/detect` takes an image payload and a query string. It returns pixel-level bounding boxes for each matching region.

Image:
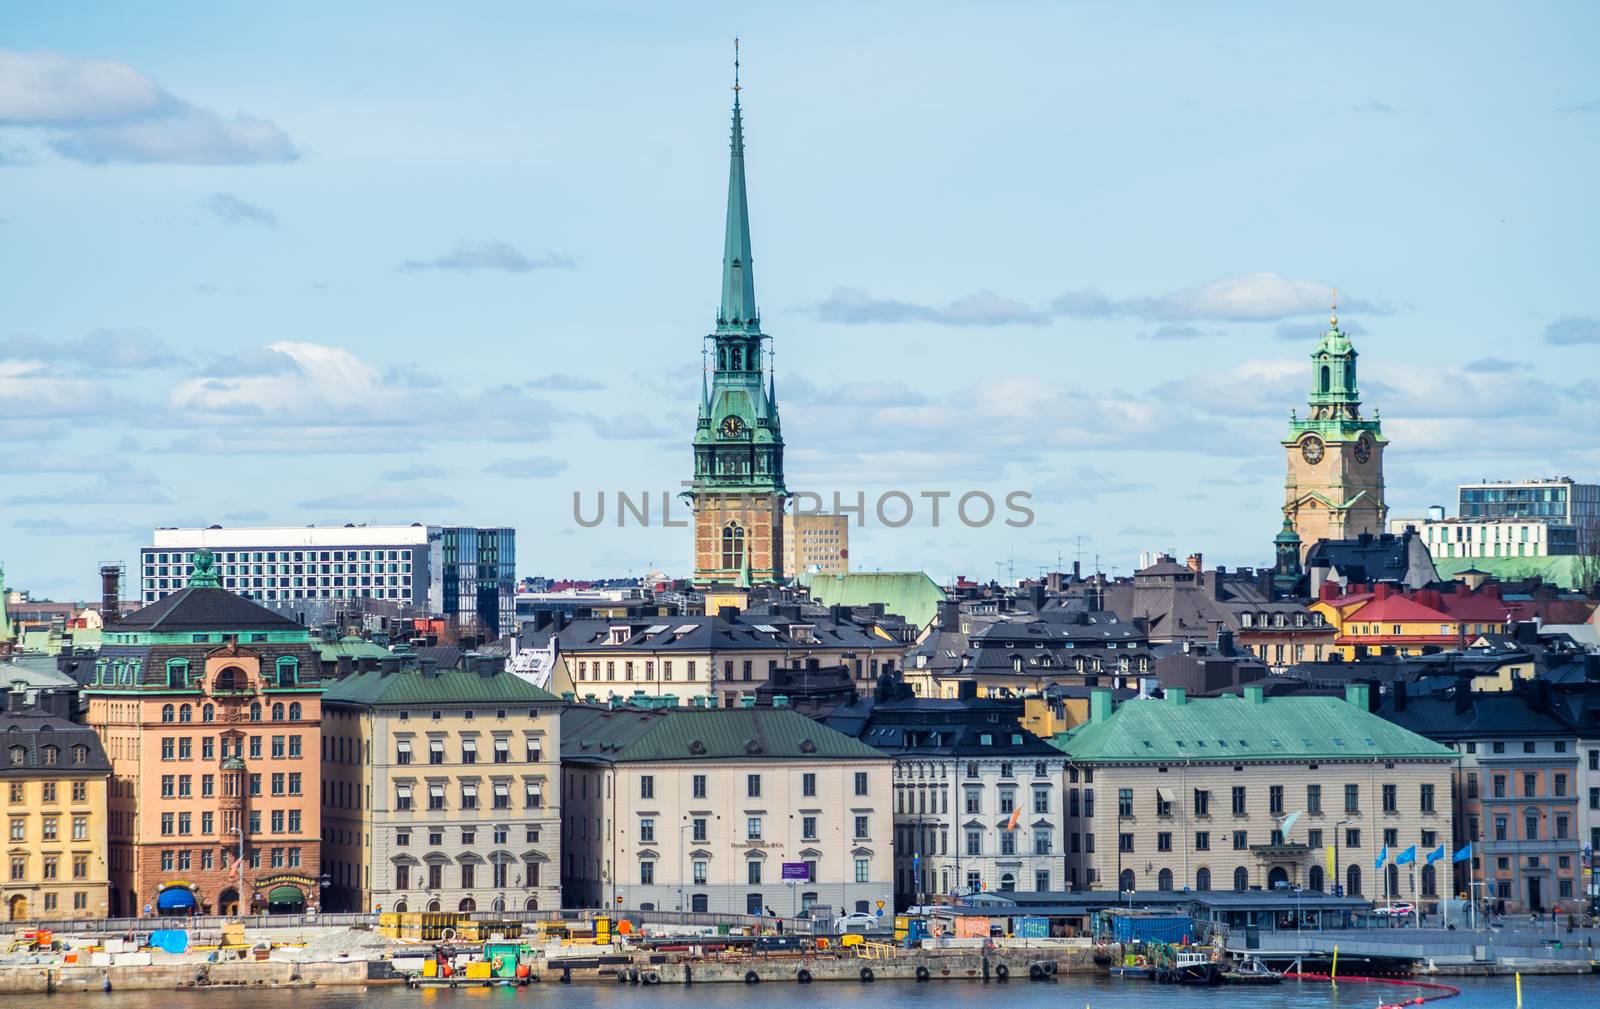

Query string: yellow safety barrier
[856,941,898,960]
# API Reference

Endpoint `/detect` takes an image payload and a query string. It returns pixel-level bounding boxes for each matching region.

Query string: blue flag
[1395,845,1417,865]
[1452,843,1472,863]
[1425,845,1445,865]
[1375,847,1388,868]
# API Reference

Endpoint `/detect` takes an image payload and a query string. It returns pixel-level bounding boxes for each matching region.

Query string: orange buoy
[516,963,531,979]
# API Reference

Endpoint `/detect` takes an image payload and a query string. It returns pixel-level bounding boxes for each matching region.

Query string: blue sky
[2,2,1597,598]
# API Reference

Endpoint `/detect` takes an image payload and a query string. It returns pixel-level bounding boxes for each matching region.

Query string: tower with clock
[689,50,786,587]
[1280,297,1387,561]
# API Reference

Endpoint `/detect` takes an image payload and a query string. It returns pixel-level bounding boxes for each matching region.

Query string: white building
[560,703,894,917]
[142,525,516,635]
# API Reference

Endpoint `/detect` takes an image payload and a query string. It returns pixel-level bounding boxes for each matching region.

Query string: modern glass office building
[141,525,516,636]
[1458,478,1599,526]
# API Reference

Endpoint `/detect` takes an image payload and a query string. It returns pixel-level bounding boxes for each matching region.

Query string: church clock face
[1300,436,1324,465]
[719,415,745,438]
[1354,433,1373,464]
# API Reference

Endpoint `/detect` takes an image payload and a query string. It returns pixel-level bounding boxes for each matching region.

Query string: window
[1157,831,1172,852]
[1344,783,1359,813]
[746,816,762,840]
[854,771,869,796]
[429,739,445,765]
[1232,786,1247,815]
[640,860,655,885]
[1381,783,1397,812]
[1194,789,1210,816]
[855,857,870,883]
[1118,788,1133,817]
[747,773,761,798]
[1119,832,1134,853]
[460,783,478,809]
[639,817,655,843]
[1306,783,1321,813]
[461,739,477,764]
[1269,785,1284,815]
[640,775,654,799]
[853,815,869,839]
[721,523,745,571]
[747,860,761,885]
[493,738,510,764]
[1195,831,1209,851]
[1233,830,1248,850]
[800,816,817,840]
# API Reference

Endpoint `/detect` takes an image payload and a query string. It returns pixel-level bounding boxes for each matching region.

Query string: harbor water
[1,976,1592,1009]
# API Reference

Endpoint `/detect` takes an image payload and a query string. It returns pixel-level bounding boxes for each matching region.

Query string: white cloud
[812,274,1387,327]
[401,241,576,273]
[0,50,297,165]
[201,192,277,226]
[1543,317,1600,345]
[0,328,183,372]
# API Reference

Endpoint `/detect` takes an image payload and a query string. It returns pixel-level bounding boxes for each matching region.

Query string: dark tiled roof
[116,587,305,633]
[825,699,1064,758]
[0,714,111,775]
[1374,691,1574,740]
[562,705,886,764]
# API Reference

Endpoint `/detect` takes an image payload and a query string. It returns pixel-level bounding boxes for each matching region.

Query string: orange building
[85,550,324,916]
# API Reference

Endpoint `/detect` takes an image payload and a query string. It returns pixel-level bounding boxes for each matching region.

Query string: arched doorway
[525,897,539,911]
[266,885,305,914]
[1347,865,1362,896]
[7,894,27,920]
[458,897,476,912]
[1157,868,1174,892]
[1195,868,1211,892]
[394,900,409,913]
[156,885,198,915]
[1308,866,1325,892]
[1386,864,1399,899]
[1267,867,1289,890]
[1118,868,1135,893]
[1233,867,1249,892]
[219,888,240,916]
[690,894,707,913]
[491,898,505,913]
[427,899,442,912]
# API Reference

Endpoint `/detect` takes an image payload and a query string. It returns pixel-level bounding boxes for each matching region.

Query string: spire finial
[1330,287,1339,328]
[733,37,741,97]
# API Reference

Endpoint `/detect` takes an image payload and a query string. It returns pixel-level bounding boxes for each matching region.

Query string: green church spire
[718,39,759,333]
[0,562,11,646]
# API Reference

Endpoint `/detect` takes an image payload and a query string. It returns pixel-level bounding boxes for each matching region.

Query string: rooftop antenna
[733,37,741,97]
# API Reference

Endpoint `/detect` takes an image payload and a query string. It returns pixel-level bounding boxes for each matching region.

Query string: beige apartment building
[561,704,894,917]
[321,660,564,913]
[524,612,906,706]
[1054,686,1456,909]
[784,512,849,576]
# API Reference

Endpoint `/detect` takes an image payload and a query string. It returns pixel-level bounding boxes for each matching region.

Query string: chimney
[957,680,979,701]
[718,606,739,621]
[477,656,498,678]
[1244,685,1265,705]
[772,695,789,708]
[1453,677,1473,714]
[1166,686,1187,707]
[534,611,553,632]
[553,611,568,632]
[1089,688,1114,723]
[1375,583,1394,601]
[1217,630,1236,657]
[420,657,439,678]
[99,564,121,626]
[1394,679,1408,711]
[1342,683,1369,710]
[1186,553,1203,574]
[336,655,355,679]
[1029,584,1046,612]
[1586,654,1600,682]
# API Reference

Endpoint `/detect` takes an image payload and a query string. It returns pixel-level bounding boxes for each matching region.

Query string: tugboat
[1157,948,1222,986]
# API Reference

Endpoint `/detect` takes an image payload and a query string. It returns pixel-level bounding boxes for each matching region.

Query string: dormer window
[608,627,630,645]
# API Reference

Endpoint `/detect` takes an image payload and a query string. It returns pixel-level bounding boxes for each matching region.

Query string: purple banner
[781,862,810,881]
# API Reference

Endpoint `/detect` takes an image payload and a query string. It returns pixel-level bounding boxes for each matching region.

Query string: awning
[267,885,304,905]
[156,886,197,912]
[1156,788,1176,803]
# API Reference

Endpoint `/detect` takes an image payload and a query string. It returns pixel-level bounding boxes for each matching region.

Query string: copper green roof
[802,571,947,629]
[313,635,395,662]
[1435,556,1588,591]
[323,667,557,706]
[1052,691,1453,764]
[563,705,886,764]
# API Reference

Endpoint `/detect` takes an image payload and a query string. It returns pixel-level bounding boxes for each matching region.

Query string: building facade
[784,512,849,577]
[827,698,1070,908]
[1458,478,1600,527]
[690,71,787,586]
[0,707,112,921]
[523,612,906,707]
[141,525,516,636]
[1055,686,1455,909]
[561,705,893,917]
[321,663,563,914]
[1282,308,1387,557]
[84,551,324,917]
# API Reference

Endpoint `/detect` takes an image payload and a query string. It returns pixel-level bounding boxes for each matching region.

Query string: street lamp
[1333,818,1353,898]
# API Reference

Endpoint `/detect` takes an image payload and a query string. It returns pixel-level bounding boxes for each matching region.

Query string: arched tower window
[1319,364,1331,393]
[721,523,745,571]
[1233,866,1249,891]
[1344,359,1355,391]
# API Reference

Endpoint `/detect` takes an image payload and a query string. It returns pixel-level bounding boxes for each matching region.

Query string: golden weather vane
[1330,287,1339,327]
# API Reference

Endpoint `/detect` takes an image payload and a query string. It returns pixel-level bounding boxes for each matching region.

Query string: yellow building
[1,706,112,921]
[783,511,849,576]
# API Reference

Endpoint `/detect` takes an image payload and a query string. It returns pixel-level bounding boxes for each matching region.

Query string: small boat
[1109,964,1153,979]
[1221,957,1282,985]
[1160,949,1222,986]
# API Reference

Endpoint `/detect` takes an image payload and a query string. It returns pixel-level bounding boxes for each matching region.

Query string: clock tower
[1281,298,1387,559]
[690,51,786,587]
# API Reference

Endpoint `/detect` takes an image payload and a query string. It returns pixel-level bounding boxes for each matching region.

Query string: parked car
[835,912,881,932]
[1375,902,1415,917]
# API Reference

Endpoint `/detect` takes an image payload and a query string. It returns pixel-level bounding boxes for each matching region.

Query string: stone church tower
[1282,301,1387,559]
[690,57,786,587]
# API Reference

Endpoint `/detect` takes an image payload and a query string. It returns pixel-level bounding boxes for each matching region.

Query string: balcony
[1249,842,1312,860]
